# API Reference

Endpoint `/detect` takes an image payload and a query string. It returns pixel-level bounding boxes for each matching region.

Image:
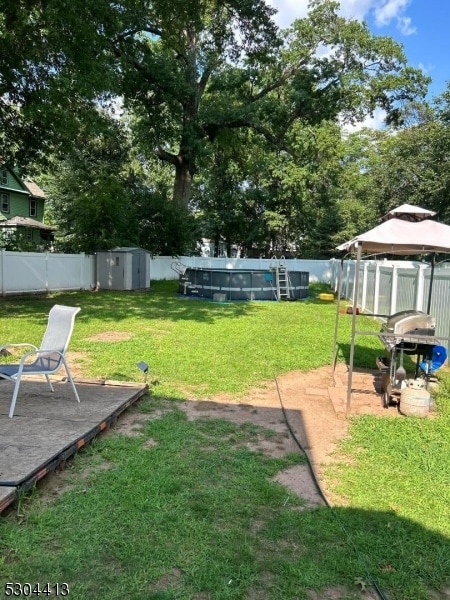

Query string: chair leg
[62,358,80,403]
[9,378,22,418]
[45,374,55,392]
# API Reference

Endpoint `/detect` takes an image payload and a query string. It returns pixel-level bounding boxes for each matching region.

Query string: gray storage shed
[96,247,151,291]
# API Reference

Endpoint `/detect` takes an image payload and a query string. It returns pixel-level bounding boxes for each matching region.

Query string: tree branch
[114,25,163,44]
[156,145,179,166]
[204,117,280,148]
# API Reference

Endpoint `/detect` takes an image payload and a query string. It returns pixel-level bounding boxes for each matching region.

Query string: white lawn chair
[0,304,81,418]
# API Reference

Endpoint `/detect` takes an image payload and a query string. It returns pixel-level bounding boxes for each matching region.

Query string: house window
[1,193,9,213]
[29,198,37,217]
[0,170,7,185]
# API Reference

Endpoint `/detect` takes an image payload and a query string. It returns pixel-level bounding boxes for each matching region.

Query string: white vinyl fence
[0,251,334,297]
[331,258,450,342]
[0,250,95,296]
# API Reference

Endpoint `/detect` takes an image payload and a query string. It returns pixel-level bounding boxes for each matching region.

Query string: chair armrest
[0,343,38,357]
[13,349,65,375]
[0,343,39,352]
[18,348,64,362]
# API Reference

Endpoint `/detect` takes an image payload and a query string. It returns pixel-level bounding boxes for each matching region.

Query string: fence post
[80,252,85,289]
[390,265,398,315]
[373,262,381,315]
[415,264,426,311]
[0,249,4,297]
[45,251,49,293]
[361,261,369,311]
[344,261,351,299]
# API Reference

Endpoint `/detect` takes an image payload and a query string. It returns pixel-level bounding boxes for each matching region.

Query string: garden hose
[274,376,389,600]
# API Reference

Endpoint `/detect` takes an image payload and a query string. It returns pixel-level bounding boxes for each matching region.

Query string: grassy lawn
[0,281,449,599]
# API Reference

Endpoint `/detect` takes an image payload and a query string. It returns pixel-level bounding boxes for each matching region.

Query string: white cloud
[374,0,411,26]
[398,16,416,36]
[337,0,375,21]
[268,0,375,27]
[266,0,309,28]
[418,61,434,75]
[341,108,387,134]
[269,0,415,35]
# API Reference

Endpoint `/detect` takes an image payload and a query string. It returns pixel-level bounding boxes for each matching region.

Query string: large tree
[117,0,428,210]
[1,0,431,256]
[21,0,425,211]
[195,119,347,258]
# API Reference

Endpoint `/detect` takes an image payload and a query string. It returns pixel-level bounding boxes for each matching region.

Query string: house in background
[0,166,55,250]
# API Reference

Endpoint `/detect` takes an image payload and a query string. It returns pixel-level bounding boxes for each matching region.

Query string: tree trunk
[172,157,193,210]
[213,234,220,257]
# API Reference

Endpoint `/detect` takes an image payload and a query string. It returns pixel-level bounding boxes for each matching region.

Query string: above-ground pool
[178,267,309,301]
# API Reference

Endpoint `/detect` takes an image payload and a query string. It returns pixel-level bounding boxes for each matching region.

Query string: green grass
[0,281,449,599]
[0,281,382,399]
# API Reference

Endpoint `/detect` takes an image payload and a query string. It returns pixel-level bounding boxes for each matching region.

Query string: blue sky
[269,0,449,102]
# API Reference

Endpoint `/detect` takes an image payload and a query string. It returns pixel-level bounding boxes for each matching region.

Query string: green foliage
[0,0,433,256]
[0,228,46,252]
[0,0,119,168]
[135,188,201,256]
[39,117,137,253]
[334,88,450,241]
[196,120,345,257]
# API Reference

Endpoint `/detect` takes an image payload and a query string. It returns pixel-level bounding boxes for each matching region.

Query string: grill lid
[382,310,435,336]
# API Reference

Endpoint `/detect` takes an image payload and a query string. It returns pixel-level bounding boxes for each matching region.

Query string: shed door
[132,252,146,288]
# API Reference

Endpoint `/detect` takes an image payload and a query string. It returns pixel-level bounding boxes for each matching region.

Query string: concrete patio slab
[0,378,147,512]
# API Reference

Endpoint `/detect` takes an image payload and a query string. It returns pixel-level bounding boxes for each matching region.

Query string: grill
[378,310,439,408]
[380,309,437,353]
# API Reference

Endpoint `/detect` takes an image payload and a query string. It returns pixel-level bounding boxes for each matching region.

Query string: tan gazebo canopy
[334,204,450,413]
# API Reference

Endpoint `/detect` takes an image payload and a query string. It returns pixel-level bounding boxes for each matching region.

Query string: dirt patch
[177,365,353,505]
[150,567,183,592]
[65,350,90,379]
[306,584,380,599]
[112,407,173,437]
[86,331,134,342]
[27,459,115,510]
[174,362,414,507]
[273,464,324,508]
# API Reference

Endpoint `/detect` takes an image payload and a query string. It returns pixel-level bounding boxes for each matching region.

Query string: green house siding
[35,200,44,221]
[0,168,25,192]
[0,166,52,250]
[1,190,30,218]
[1,192,45,220]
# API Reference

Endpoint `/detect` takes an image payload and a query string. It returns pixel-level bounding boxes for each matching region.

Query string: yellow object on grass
[318,293,335,301]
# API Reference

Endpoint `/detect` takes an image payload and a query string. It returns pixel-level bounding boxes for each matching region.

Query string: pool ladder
[171,261,188,276]
[270,257,293,301]
[171,261,197,296]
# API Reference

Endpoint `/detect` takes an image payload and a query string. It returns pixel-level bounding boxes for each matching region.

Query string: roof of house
[23,180,45,198]
[0,216,55,231]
